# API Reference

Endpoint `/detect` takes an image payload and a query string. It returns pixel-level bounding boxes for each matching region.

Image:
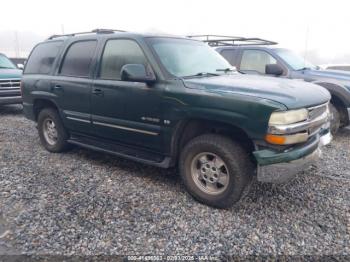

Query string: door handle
[52,85,63,91]
[92,88,104,96]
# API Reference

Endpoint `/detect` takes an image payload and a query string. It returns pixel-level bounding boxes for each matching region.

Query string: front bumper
[0,95,22,105]
[254,130,332,183]
[0,88,22,105]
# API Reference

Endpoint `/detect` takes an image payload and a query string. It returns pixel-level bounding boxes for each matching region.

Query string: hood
[183,74,330,109]
[0,68,22,79]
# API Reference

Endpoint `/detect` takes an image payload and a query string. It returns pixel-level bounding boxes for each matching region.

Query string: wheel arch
[33,98,60,121]
[169,118,255,167]
[313,81,350,126]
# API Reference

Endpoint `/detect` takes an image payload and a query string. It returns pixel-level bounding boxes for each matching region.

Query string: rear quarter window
[24,41,63,74]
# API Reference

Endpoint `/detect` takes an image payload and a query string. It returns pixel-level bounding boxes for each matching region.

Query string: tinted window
[220,49,236,65]
[240,50,277,74]
[24,41,63,74]
[99,39,147,80]
[60,41,97,77]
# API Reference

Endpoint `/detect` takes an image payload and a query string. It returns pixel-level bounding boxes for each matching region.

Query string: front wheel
[179,134,254,208]
[329,103,340,135]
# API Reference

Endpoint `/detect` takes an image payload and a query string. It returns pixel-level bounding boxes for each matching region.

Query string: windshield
[147,37,235,78]
[0,54,16,69]
[275,49,316,71]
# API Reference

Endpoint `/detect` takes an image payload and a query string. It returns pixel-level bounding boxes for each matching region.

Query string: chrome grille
[307,103,329,135]
[308,103,328,120]
[0,79,21,89]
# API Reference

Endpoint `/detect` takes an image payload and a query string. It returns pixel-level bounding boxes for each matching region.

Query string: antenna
[304,25,310,66]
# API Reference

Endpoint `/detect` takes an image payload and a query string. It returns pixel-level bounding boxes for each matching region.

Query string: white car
[319,64,350,71]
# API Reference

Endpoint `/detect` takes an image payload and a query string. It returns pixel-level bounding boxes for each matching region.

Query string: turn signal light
[265,134,286,145]
[265,133,308,145]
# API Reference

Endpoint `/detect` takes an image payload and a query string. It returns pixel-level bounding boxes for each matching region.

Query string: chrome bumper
[0,96,22,105]
[257,131,332,183]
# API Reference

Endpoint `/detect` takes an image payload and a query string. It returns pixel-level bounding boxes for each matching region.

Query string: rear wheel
[37,108,70,152]
[329,103,340,135]
[179,134,254,208]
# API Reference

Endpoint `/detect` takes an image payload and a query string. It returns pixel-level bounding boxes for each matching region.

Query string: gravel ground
[0,104,349,258]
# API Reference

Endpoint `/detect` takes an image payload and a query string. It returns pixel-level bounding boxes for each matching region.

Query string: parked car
[10,57,27,70]
[320,64,350,71]
[22,30,332,208]
[0,53,22,105]
[192,35,350,134]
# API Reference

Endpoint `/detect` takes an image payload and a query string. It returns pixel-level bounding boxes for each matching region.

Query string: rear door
[91,38,164,153]
[51,40,98,134]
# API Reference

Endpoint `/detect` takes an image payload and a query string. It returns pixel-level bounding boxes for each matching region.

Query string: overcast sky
[1,0,349,64]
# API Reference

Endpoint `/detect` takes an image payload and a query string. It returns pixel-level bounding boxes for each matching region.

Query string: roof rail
[47,28,126,40]
[187,35,278,46]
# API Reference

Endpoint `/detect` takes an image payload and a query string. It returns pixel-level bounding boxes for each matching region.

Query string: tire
[37,108,70,152]
[329,103,340,135]
[179,134,254,209]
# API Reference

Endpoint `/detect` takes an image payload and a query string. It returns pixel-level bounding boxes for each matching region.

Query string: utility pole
[14,31,20,58]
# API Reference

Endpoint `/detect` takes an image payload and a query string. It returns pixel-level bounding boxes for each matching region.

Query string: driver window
[99,39,147,80]
[240,50,277,74]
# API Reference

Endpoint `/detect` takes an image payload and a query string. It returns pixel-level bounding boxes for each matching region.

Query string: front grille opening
[0,79,21,89]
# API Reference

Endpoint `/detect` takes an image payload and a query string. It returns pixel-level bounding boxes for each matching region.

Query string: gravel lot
[0,104,349,258]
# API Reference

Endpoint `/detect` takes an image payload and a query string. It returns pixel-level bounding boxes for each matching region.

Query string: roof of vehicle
[45,29,195,42]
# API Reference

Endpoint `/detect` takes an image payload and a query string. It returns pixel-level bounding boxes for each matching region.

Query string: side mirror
[17,64,24,70]
[265,64,283,76]
[120,64,156,83]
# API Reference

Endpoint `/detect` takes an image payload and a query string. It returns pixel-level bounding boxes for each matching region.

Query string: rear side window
[220,49,236,65]
[24,41,63,74]
[99,39,147,80]
[60,41,97,77]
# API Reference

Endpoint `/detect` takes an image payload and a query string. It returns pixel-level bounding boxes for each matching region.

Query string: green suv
[0,53,22,105]
[22,29,332,208]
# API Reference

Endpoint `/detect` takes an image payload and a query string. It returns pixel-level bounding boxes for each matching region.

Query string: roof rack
[187,35,278,46]
[47,28,126,40]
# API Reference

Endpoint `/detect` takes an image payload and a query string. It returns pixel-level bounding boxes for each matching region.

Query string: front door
[91,39,164,153]
[238,49,280,75]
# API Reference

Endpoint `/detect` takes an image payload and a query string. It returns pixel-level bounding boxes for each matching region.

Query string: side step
[68,134,171,168]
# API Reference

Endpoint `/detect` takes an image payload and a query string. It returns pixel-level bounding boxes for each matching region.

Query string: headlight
[269,108,308,125]
[266,108,309,145]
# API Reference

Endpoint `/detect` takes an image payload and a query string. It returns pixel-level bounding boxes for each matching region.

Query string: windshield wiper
[296,67,311,71]
[217,67,246,74]
[183,72,220,78]
[216,68,235,73]
[0,66,14,69]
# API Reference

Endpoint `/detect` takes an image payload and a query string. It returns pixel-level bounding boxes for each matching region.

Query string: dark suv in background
[0,53,22,105]
[189,36,350,134]
[21,30,331,208]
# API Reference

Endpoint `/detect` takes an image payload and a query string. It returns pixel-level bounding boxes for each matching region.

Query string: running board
[68,134,171,168]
